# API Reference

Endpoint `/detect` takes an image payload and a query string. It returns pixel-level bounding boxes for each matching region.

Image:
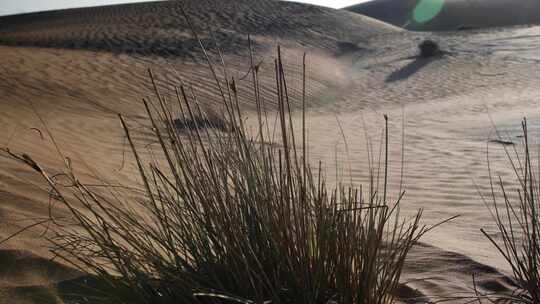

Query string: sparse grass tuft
[5,41,432,304]
[481,119,540,303]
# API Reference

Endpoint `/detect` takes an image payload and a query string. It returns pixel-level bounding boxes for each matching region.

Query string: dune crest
[0,0,397,56]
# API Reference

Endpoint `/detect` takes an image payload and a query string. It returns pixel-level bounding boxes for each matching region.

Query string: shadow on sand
[386,55,442,83]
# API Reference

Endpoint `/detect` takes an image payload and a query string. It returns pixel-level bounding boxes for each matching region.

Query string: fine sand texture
[346,0,540,31]
[2,0,540,302]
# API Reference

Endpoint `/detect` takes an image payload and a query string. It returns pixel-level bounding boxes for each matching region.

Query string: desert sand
[1,0,540,302]
[346,0,540,31]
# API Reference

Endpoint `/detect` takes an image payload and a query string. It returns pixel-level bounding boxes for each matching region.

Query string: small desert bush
[418,39,440,58]
[481,119,540,303]
[6,45,432,304]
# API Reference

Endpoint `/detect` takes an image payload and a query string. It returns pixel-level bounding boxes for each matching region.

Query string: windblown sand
[1,0,540,302]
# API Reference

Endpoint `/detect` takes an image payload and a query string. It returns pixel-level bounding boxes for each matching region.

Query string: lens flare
[413,0,445,23]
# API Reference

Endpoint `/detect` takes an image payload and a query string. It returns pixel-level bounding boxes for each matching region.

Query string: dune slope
[0,0,397,56]
[346,0,540,31]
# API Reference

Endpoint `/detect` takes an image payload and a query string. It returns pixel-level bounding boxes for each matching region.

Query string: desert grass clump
[6,44,431,304]
[481,119,540,303]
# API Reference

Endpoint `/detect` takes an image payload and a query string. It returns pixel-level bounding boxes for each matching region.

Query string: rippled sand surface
[1,0,540,302]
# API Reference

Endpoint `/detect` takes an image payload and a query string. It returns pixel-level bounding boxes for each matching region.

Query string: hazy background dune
[2,0,540,302]
[346,0,540,31]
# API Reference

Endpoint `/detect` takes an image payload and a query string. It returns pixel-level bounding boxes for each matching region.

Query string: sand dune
[346,0,540,31]
[1,0,540,302]
[0,0,397,56]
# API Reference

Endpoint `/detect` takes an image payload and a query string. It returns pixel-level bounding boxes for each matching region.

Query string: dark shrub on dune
[418,39,440,58]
